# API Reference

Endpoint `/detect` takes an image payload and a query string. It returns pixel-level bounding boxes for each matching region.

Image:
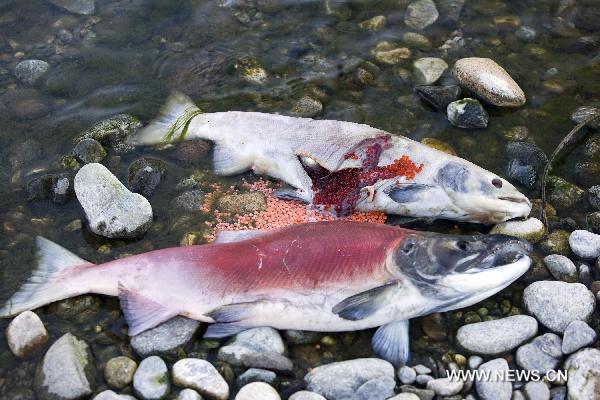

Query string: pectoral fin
[118,283,179,336]
[371,320,410,367]
[332,280,402,321]
[384,184,432,203]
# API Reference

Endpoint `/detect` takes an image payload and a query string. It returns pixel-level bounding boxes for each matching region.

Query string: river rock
[217,192,267,214]
[34,333,95,400]
[76,114,142,152]
[104,356,137,390]
[452,58,525,107]
[72,138,107,164]
[74,163,153,238]
[133,356,170,400]
[6,311,48,358]
[289,391,327,400]
[571,106,600,129]
[543,254,578,282]
[304,358,394,400]
[131,317,200,357]
[524,382,550,400]
[15,59,50,85]
[173,190,204,211]
[235,382,280,400]
[562,320,597,354]
[523,281,595,333]
[177,389,202,400]
[398,366,417,385]
[426,378,463,396]
[505,141,547,188]
[456,315,538,355]
[446,98,489,128]
[292,96,323,118]
[359,15,386,32]
[371,42,411,65]
[413,58,447,85]
[569,230,600,259]
[93,390,136,400]
[515,333,562,373]
[415,85,460,110]
[355,376,395,399]
[566,348,600,399]
[547,176,585,210]
[405,0,439,30]
[172,358,229,400]
[475,358,511,400]
[589,186,600,210]
[237,368,277,387]
[389,395,420,400]
[50,0,95,15]
[218,327,292,371]
[127,158,168,198]
[490,218,545,242]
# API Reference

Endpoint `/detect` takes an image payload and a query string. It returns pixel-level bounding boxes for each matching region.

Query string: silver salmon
[129,92,531,224]
[1,221,531,366]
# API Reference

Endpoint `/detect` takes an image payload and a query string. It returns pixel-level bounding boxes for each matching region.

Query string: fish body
[130,92,531,224]
[1,221,531,365]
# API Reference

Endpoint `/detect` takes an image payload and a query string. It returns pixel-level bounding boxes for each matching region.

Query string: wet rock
[565,348,600,399]
[75,163,153,238]
[413,58,447,85]
[130,317,200,357]
[26,173,74,204]
[218,327,288,370]
[236,382,280,400]
[588,186,600,210]
[571,106,600,129]
[575,161,600,187]
[398,366,417,385]
[355,376,395,399]
[172,358,229,400]
[524,382,550,400]
[292,96,323,118]
[437,0,464,24]
[76,114,142,152]
[128,158,168,198]
[569,230,600,259]
[452,58,525,107]
[93,390,136,400]
[415,85,460,110]
[490,218,545,243]
[505,141,547,189]
[562,320,597,354]
[405,0,439,30]
[173,190,204,211]
[174,140,211,166]
[540,229,571,255]
[133,356,170,400]
[177,389,202,400]
[515,333,562,374]
[547,176,585,210]
[456,315,538,355]
[371,42,411,65]
[402,32,431,49]
[284,330,322,344]
[468,356,483,369]
[288,391,326,400]
[6,311,48,358]
[446,98,488,128]
[237,368,277,387]
[515,26,537,42]
[217,192,267,214]
[104,356,137,390]
[543,254,578,282]
[4,88,50,120]
[15,59,49,85]
[305,358,394,400]
[236,57,267,85]
[588,212,600,233]
[238,351,294,373]
[420,138,456,156]
[426,378,463,396]
[34,333,95,400]
[359,16,386,32]
[72,138,107,164]
[523,281,595,333]
[399,385,434,400]
[504,126,529,142]
[50,0,95,14]
[415,374,433,386]
[475,358,511,400]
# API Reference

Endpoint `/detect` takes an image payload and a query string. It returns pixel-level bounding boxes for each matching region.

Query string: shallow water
[0,0,599,398]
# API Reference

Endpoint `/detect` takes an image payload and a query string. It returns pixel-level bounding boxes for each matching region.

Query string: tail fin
[0,237,93,317]
[128,91,203,146]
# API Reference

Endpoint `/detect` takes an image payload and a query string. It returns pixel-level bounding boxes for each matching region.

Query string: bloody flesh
[305,138,424,216]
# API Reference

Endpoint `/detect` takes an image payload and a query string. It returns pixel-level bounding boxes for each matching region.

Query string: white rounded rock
[456,315,538,355]
[426,377,463,396]
[93,390,137,400]
[172,358,229,400]
[6,310,48,358]
[235,382,280,400]
[569,230,600,259]
[565,348,600,400]
[133,356,170,400]
[490,218,545,242]
[288,391,327,400]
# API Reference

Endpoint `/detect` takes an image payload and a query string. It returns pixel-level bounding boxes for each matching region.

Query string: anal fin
[372,320,410,367]
[213,143,250,175]
[203,301,266,339]
[118,283,178,336]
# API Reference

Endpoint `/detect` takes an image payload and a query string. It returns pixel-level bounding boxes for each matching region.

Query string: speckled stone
[490,218,545,242]
[172,358,229,400]
[475,358,511,400]
[565,348,600,400]
[133,356,170,400]
[6,311,48,358]
[456,315,538,355]
[104,356,137,390]
[562,320,597,354]
[452,58,525,107]
[235,382,280,400]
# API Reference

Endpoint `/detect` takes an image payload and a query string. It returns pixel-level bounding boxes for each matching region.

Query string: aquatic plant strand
[162,106,203,142]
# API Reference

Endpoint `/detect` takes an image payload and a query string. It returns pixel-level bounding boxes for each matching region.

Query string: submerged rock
[6,311,48,358]
[133,356,170,400]
[413,57,447,85]
[34,333,96,400]
[72,138,107,164]
[515,333,562,374]
[130,317,200,357]
[456,315,538,355]
[50,0,95,15]
[359,15,386,32]
[127,158,168,198]
[217,192,267,214]
[371,42,411,65]
[505,141,547,189]
[426,378,463,396]
[565,348,600,400]
[571,106,600,129]
[15,59,50,85]
[76,114,142,152]
[74,163,153,238]
[292,96,323,118]
[562,320,597,354]
[415,85,460,110]
[405,0,439,30]
[237,368,277,387]
[172,358,229,400]
[446,98,488,128]
[452,58,525,107]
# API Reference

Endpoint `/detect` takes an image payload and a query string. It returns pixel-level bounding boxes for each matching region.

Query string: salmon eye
[492,178,503,188]
[456,241,469,251]
[401,239,416,254]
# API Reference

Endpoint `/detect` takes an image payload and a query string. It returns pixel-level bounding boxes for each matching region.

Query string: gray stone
[413,58,447,85]
[172,358,229,400]
[74,163,153,238]
[524,382,550,400]
[127,158,167,198]
[76,114,142,149]
[34,333,95,400]
[569,230,600,259]
[354,376,395,400]
[562,320,597,354]
[237,368,277,387]
[523,281,596,333]
[304,358,394,400]
[104,356,137,390]
[176,389,203,400]
[238,350,294,373]
[452,57,525,107]
[405,0,439,30]
[6,310,48,358]
[415,85,460,110]
[93,391,136,400]
[235,382,280,400]
[476,358,511,400]
[217,192,267,214]
[398,366,417,385]
[565,348,600,400]
[399,385,435,400]
[284,330,322,345]
[288,391,327,400]
[547,176,585,210]
[415,374,433,385]
[468,355,483,369]
[426,378,463,396]
[218,327,285,367]
[571,106,600,129]
[388,394,420,400]
[512,390,526,400]
[447,98,489,129]
[131,317,200,357]
[505,141,547,189]
[133,356,169,400]
[50,0,95,15]
[515,26,537,42]
[456,315,538,355]
[292,96,323,118]
[589,186,600,210]
[173,190,204,211]
[412,364,431,375]
[15,59,50,85]
[543,254,578,282]
[72,138,107,164]
[515,334,562,374]
[549,386,566,400]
